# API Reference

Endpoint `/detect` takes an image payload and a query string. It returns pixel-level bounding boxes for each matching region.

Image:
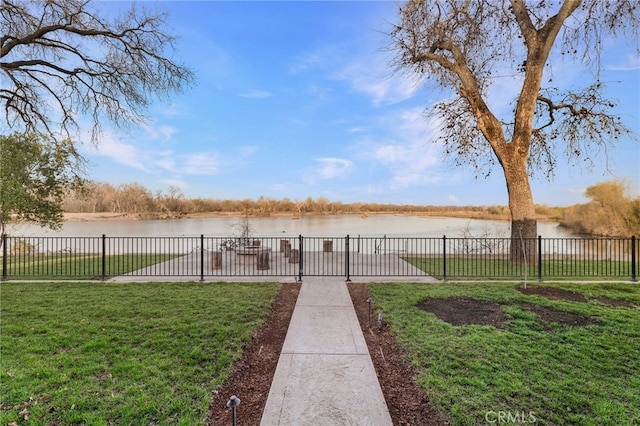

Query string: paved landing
[260,278,393,426]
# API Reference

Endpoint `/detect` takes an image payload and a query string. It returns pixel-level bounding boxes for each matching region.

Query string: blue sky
[81,1,640,207]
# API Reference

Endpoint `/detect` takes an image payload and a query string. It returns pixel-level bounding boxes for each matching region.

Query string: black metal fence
[1,234,638,281]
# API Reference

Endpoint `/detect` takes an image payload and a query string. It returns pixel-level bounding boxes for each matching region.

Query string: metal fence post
[442,235,447,281]
[345,235,351,282]
[2,233,7,281]
[200,234,205,282]
[298,234,303,282]
[632,236,637,282]
[101,234,106,281]
[6,234,637,281]
[538,235,543,282]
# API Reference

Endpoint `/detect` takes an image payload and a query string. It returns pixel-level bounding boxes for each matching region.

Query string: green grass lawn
[404,256,636,280]
[0,281,280,425]
[368,282,640,425]
[1,254,181,280]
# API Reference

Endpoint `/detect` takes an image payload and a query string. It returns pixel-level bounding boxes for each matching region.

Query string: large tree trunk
[503,152,537,264]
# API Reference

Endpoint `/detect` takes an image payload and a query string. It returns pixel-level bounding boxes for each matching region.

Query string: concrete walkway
[260,278,393,425]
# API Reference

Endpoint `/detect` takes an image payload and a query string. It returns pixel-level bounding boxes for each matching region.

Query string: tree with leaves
[1,0,192,236]
[0,133,85,244]
[390,0,638,261]
[1,0,194,142]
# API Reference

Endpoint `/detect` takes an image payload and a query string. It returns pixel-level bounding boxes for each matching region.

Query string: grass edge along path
[368,282,640,426]
[0,281,280,425]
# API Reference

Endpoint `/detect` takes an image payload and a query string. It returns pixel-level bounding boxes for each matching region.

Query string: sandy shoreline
[62,212,265,222]
[63,210,518,223]
[63,213,133,222]
[62,211,341,222]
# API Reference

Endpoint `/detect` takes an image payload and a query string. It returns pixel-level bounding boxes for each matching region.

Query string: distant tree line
[62,181,528,219]
[62,180,639,237]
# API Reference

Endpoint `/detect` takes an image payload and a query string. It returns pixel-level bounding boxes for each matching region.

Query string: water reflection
[9,215,576,238]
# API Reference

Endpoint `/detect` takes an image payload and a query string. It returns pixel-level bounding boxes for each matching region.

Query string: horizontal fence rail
[1,234,637,282]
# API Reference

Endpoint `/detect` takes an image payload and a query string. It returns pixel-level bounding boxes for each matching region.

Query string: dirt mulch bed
[413,291,599,329]
[205,283,450,426]
[416,297,507,328]
[520,304,600,327]
[517,285,588,302]
[205,282,451,425]
[203,281,616,425]
[596,296,637,308]
[348,282,451,425]
[515,286,601,326]
[205,282,300,426]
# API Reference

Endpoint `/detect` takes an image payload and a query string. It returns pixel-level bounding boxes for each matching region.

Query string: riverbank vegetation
[61,180,639,237]
[62,181,561,221]
[560,180,640,237]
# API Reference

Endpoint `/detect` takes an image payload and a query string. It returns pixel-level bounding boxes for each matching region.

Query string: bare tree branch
[1,0,194,142]
[388,0,639,257]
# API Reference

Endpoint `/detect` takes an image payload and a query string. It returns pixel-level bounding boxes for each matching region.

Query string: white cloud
[288,32,420,107]
[238,89,272,99]
[160,178,188,190]
[153,151,178,174]
[608,53,640,71]
[484,73,524,120]
[335,57,421,107]
[304,157,354,184]
[355,107,452,188]
[159,126,176,140]
[139,122,178,142]
[304,84,334,102]
[237,145,258,158]
[184,152,220,175]
[566,187,586,195]
[289,46,338,74]
[88,132,149,172]
[369,141,444,187]
[86,130,220,177]
[318,157,353,179]
[157,102,191,119]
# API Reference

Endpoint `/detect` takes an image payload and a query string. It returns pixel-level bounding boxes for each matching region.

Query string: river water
[8,215,576,239]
